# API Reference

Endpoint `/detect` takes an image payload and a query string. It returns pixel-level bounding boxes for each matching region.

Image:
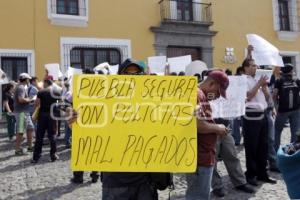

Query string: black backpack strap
[296,79,300,87]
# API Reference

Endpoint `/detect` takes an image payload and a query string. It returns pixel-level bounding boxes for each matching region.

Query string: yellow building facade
[0,0,299,80]
[212,0,300,75]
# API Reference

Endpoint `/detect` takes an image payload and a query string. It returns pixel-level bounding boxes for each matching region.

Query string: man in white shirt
[241,48,277,186]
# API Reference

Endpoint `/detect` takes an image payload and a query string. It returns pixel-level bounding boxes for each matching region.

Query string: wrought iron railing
[159,0,212,23]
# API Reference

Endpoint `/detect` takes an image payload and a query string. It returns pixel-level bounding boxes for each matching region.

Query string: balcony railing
[159,0,212,23]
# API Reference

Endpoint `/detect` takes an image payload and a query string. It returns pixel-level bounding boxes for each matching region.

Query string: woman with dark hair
[236,66,245,76]
[225,69,232,76]
[3,82,16,140]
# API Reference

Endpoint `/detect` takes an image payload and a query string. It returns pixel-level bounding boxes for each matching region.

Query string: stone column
[154,44,167,56]
[201,47,214,68]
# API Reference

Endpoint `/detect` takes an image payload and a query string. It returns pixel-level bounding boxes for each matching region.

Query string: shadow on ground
[5,182,91,200]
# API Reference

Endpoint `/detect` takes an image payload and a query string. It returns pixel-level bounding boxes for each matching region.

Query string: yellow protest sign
[71,75,197,172]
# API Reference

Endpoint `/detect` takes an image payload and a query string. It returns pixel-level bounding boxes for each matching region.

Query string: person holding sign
[67,59,158,200]
[100,59,158,200]
[70,68,100,184]
[241,46,277,186]
[186,70,230,200]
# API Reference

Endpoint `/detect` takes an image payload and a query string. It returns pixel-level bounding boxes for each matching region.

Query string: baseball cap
[19,73,31,80]
[280,63,293,74]
[207,70,229,98]
[118,58,144,74]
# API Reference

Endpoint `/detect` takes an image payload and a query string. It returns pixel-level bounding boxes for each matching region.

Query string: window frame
[278,0,291,31]
[70,47,121,70]
[1,57,28,81]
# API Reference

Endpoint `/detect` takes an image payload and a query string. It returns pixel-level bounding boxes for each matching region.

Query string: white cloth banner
[148,56,167,75]
[210,76,247,118]
[45,63,63,80]
[167,55,192,73]
[246,34,284,67]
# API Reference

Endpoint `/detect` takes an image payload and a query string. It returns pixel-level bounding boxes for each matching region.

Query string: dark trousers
[73,171,99,180]
[243,110,268,179]
[102,183,158,200]
[33,112,56,160]
[5,113,16,138]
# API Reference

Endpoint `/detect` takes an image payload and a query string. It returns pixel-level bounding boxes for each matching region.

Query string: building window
[1,57,28,81]
[167,46,201,61]
[70,48,121,70]
[47,0,88,27]
[177,0,193,21]
[278,0,290,31]
[282,55,296,65]
[57,0,79,15]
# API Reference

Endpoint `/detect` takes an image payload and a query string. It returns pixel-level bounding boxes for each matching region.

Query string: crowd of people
[2,45,300,200]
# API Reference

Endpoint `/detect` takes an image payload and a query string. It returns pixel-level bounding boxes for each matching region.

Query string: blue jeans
[267,109,277,168]
[275,109,300,151]
[231,117,242,145]
[186,166,214,200]
[64,121,71,146]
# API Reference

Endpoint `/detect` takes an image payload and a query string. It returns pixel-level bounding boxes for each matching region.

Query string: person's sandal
[15,149,27,156]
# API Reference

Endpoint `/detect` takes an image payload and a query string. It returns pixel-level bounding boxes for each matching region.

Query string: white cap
[93,62,110,75]
[19,73,31,80]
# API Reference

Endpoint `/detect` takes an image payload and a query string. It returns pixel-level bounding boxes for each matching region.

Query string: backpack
[278,78,300,113]
[149,173,173,191]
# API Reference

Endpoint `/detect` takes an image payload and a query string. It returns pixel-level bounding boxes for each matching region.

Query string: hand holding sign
[45,63,63,80]
[258,75,269,87]
[216,124,229,136]
[247,45,254,53]
[66,107,78,128]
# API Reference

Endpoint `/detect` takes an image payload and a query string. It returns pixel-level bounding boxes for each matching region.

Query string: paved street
[0,122,290,200]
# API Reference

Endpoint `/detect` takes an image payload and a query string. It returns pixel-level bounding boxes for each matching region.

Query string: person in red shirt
[186,70,230,200]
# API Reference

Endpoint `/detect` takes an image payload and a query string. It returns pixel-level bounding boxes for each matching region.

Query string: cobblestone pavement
[0,124,291,200]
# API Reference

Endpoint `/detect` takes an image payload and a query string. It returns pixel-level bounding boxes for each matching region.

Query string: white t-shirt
[246,75,268,111]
